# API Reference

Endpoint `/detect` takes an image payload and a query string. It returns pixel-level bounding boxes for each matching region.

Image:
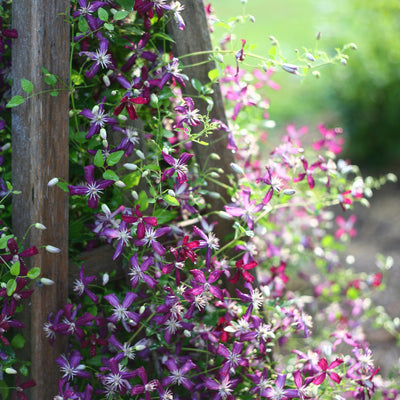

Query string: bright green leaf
[113,10,129,20]
[106,150,124,166]
[98,7,108,21]
[163,194,180,207]
[94,150,105,168]
[19,365,29,377]
[143,164,160,171]
[27,267,41,279]
[103,170,119,181]
[11,333,26,349]
[6,95,25,108]
[347,287,359,300]
[104,22,114,31]
[154,209,178,224]
[138,190,149,211]
[78,16,89,32]
[56,181,69,192]
[208,68,220,81]
[151,32,175,43]
[21,78,33,93]
[0,234,14,250]
[122,171,141,188]
[10,261,20,276]
[6,279,17,296]
[191,78,203,93]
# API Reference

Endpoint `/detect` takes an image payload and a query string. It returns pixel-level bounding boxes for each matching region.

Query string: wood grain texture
[11,1,70,397]
[167,0,236,243]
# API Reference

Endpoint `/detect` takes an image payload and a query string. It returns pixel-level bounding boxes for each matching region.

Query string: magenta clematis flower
[56,350,91,383]
[0,278,33,315]
[174,97,201,128]
[264,374,299,399]
[72,265,99,304]
[72,0,108,32]
[186,269,224,300]
[247,367,269,397]
[253,68,280,91]
[101,220,132,260]
[104,292,140,325]
[134,226,170,256]
[131,366,160,399]
[80,99,117,139]
[161,151,193,184]
[313,124,344,154]
[161,358,196,391]
[229,258,258,285]
[192,224,220,269]
[158,57,188,88]
[68,165,114,209]
[335,214,357,239]
[128,253,157,289]
[293,156,323,189]
[79,39,114,79]
[204,374,239,400]
[13,377,36,400]
[216,341,249,376]
[113,95,148,120]
[122,205,158,240]
[224,189,263,230]
[312,357,343,385]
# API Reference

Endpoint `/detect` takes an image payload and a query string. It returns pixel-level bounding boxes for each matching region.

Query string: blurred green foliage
[319,0,400,167]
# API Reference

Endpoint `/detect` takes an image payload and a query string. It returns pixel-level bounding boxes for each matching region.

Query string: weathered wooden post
[11,0,70,397]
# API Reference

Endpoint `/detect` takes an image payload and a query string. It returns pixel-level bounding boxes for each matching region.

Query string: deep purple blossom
[72,265,98,304]
[80,99,117,139]
[158,57,188,88]
[101,220,132,260]
[264,374,299,399]
[72,0,108,32]
[186,269,224,300]
[130,366,160,399]
[0,16,18,53]
[216,341,248,376]
[68,165,114,209]
[134,226,170,256]
[192,225,220,268]
[1,237,38,276]
[56,350,91,382]
[161,151,193,184]
[161,358,196,391]
[79,39,114,79]
[128,253,157,289]
[174,97,201,128]
[104,292,140,326]
[204,374,239,400]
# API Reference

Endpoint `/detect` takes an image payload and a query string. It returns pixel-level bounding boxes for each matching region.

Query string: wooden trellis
[11,1,234,398]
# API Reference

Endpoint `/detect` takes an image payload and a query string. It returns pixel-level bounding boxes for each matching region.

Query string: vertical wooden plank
[167,0,235,242]
[11,0,69,397]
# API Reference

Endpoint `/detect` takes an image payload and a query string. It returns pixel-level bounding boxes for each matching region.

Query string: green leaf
[78,16,89,32]
[6,95,25,108]
[56,181,69,192]
[347,287,359,300]
[154,208,178,224]
[20,365,29,376]
[106,150,124,166]
[50,91,59,97]
[163,194,179,207]
[6,279,17,296]
[138,190,149,211]
[21,78,33,93]
[143,164,160,171]
[94,150,105,168]
[104,23,114,31]
[208,68,220,81]
[122,171,141,188]
[103,169,119,181]
[0,234,14,250]
[116,0,135,10]
[11,333,26,349]
[98,7,108,21]
[27,267,41,279]
[0,380,9,400]
[151,32,175,43]
[191,78,203,93]
[10,261,20,276]
[113,10,129,20]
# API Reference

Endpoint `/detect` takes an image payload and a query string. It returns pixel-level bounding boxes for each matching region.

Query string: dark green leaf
[191,78,203,93]
[103,170,119,181]
[11,333,26,349]
[116,0,135,10]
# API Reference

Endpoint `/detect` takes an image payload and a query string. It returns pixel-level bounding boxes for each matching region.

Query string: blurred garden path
[348,170,400,377]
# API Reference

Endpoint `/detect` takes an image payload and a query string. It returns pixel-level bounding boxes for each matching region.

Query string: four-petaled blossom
[204,375,239,400]
[216,341,249,376]
[264,374,299,399]
[161,358,196,390]
[101,220,132,260]
[312,357,343,385]
[186,269,224,300]
[113,95,148,120]
[131,366,160,399]
[68,165,114,209]
[104,292,140,326]
[174,97,201,128]
[229,258,258,284]
[56,350,91,382]
[193,225,220,268]
[79,39,114,79]
[72,265,98,304]
[335,214,357,239]
[134,226,170,256]
[122,205,158,239]
[161,151,193,184]
[128,253,157,289]
[80,100,117,139]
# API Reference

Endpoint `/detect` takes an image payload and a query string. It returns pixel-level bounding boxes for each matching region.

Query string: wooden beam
[11,0,70,397]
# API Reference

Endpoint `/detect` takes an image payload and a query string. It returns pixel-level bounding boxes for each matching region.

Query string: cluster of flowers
[1,0,400,399]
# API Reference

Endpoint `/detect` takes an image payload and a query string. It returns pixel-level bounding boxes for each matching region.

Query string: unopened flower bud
[209,172,220,178]
[45,245,61,254]
[150,93,158,107]
[281,63,299,74]
[283,189,296,196]
[102,272,109,285]
[210,153,221,160]
[305,53,315,62]
[92,105,99,114]
[135,149,145,159]
[316,31,321,40]
[1,143,11,151]
[184,330,191,337]
[230,162,244,175]
[102,139,108,148]
[208,191,221,199]
[101,204,111,214]
[69,110,74,117]
[5,368,17,375]
[47,177,59,187]
[111,90,117,96]
[349,42,357,50]
[340,58,347,66]
[123,163,138,170]
[114,180,126,188]
[168,189,176,197]
[100,128,107,140]
[39,277,55,286]
[135,343,146,351]
[131,190,138,200]
[102,75,111,87]
[118,114,128,121]
[217,54,224,63]
[142,170,149,178]
[139,305,146,314]
[218,211,233,220]
[249,15,255,23]
[34,223,47,230]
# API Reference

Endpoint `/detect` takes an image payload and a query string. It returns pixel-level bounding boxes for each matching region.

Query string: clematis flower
[131,366,160,399]
[56,350,91,382]
[253,68,280,91]
[72,0,108,32]
[79,39,114,79]
[161,358,196,391]
[101,220,132,260]
[122,205,158,239]
[113,95,148,120]
[192,225,220,268]
[174,97,201,128]
[68,165,114,209]
[72,265,98,304]
[204,374,239,400]
[312,357,343,385]
[313,124,344,154]
[186,269,224,300]
[128,253,157,289]
[264,374,299,399]
[104,292,140,326]
[216,341,248,376]
[229,258,258,285]
[161,151,193,184]
[0,16,18,53]
[134,226,170,256]
[335,214,357,239]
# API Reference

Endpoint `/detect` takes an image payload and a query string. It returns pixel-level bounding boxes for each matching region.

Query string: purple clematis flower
[122,205,158,239]
[56,350,91,383]
[128,253,157,289]
[174,97,201,128]
[134,226,170,256]
[68,165,114,209]
[80,99,117,139]
[204,374,239,400]
[130,366,160,399]
[224,189,263,230]
[161,358,196,391]
[192,224,220,269]
[101,220,132,260]
[216,341,248,376]
[72,0,108,32]
[186,269,224,301]
[264,374,299,399]
[161,151,193,184]
[72,265,99,304]
[79,39,114,79]
[104,292,140,326]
